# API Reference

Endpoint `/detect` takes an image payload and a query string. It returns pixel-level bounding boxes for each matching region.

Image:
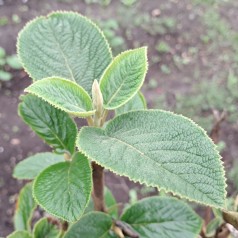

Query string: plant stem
[92,162,106,212]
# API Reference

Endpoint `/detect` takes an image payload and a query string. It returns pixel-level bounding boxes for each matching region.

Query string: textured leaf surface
[100,47,148,109]
[115,92,146,115]
[33,218,59,238]
[18,12,112,93]
[14,183,36,231]
[7,231,32,238]
[26,77,95,117]
[13,152,64,180]
[19,94,77,154]
[64,212,114,238]
[33,152,92,222]
[121,197,202,238]
[78,110,226,207]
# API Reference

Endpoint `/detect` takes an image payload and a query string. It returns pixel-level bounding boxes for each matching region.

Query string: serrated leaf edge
[18,96,78,154]
[120,196,203,236]
[77,109,227,209]
[14,182,37,232]
[32,153,93,223]
[100,47,148,110]
[17,11,113,83]
[25,77,95,118]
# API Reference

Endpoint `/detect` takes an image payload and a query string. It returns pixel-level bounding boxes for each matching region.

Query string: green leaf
[6,54,22,69]
[25,77,95,117]
[14,183,37,231]
[0,70,12,81]
[19,94,77,154]
[105,187,118,218]
[0,47,6,58]
[33,218,60,238]
[17,11,112,94]
[100,47,148,109]
[115,92,146,115]
[13,152,64,180]
[78,110,226,207]
[206,217,222,237]
[64,212,114,238]
[121,196,202,238]
[7,231,32,238]
[33,152,92,222]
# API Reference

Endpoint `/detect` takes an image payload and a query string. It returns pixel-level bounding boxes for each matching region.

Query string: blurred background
[0,0,238,236]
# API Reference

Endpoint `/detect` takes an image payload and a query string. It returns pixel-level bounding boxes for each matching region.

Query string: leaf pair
[18,12,148,116]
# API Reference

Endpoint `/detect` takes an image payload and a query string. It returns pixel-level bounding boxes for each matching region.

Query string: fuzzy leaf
[64,212,114,238]
[121,196,202,238]
[19,94,77,154]
[78,110,226,207]
[17,12,112,93]
[33,152,92,222]
[33,218,60,238]
[7,231,32,238]
[25,77,95,117]
[100,47,148,109]
[13,152,64,180]
[115,92,146,115]
[14,183,37,231]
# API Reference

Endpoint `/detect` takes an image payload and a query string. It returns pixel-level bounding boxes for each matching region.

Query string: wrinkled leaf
[64,212,114,238]
[33,152,92,222]
[25,77,95,117]
[100,47,147,109]
[33,218,60,238]
[121,196,202,238]
[78,110,226,207]
[17,12,112,93]
[14,183,36,231]
[13,152,64,180]
[19,94,77,154]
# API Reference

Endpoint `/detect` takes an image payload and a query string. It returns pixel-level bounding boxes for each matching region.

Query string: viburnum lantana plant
[8,11,234,238]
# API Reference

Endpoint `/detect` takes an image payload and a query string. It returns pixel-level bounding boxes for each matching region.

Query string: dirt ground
[0,0,238,236]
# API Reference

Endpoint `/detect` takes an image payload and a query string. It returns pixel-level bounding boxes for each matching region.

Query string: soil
[0,0,238,237]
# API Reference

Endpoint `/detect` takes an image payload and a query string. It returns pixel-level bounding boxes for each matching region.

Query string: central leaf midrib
[48,21,76,82]
[104,133,216,203]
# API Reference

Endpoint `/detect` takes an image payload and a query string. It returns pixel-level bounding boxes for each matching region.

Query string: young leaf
[25,77,95,117]
[33,218,60,238]
[13,152,64,180]
[17,11,112,93]
[64,212,114,238]
[7,231,32,238]
[14,183,37,231]
[78,110,226,208]
[19,94,77,154]
[121,196,202,238]
[33,152,92,222]
[100,47,148,109]
[115,92,146,115]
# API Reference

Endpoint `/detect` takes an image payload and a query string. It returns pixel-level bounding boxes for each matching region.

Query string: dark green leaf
[14,183,36,231]
[19,94,77,154]
[33,152,92,222]
[33,218,60,238]
[121,196,202,238]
